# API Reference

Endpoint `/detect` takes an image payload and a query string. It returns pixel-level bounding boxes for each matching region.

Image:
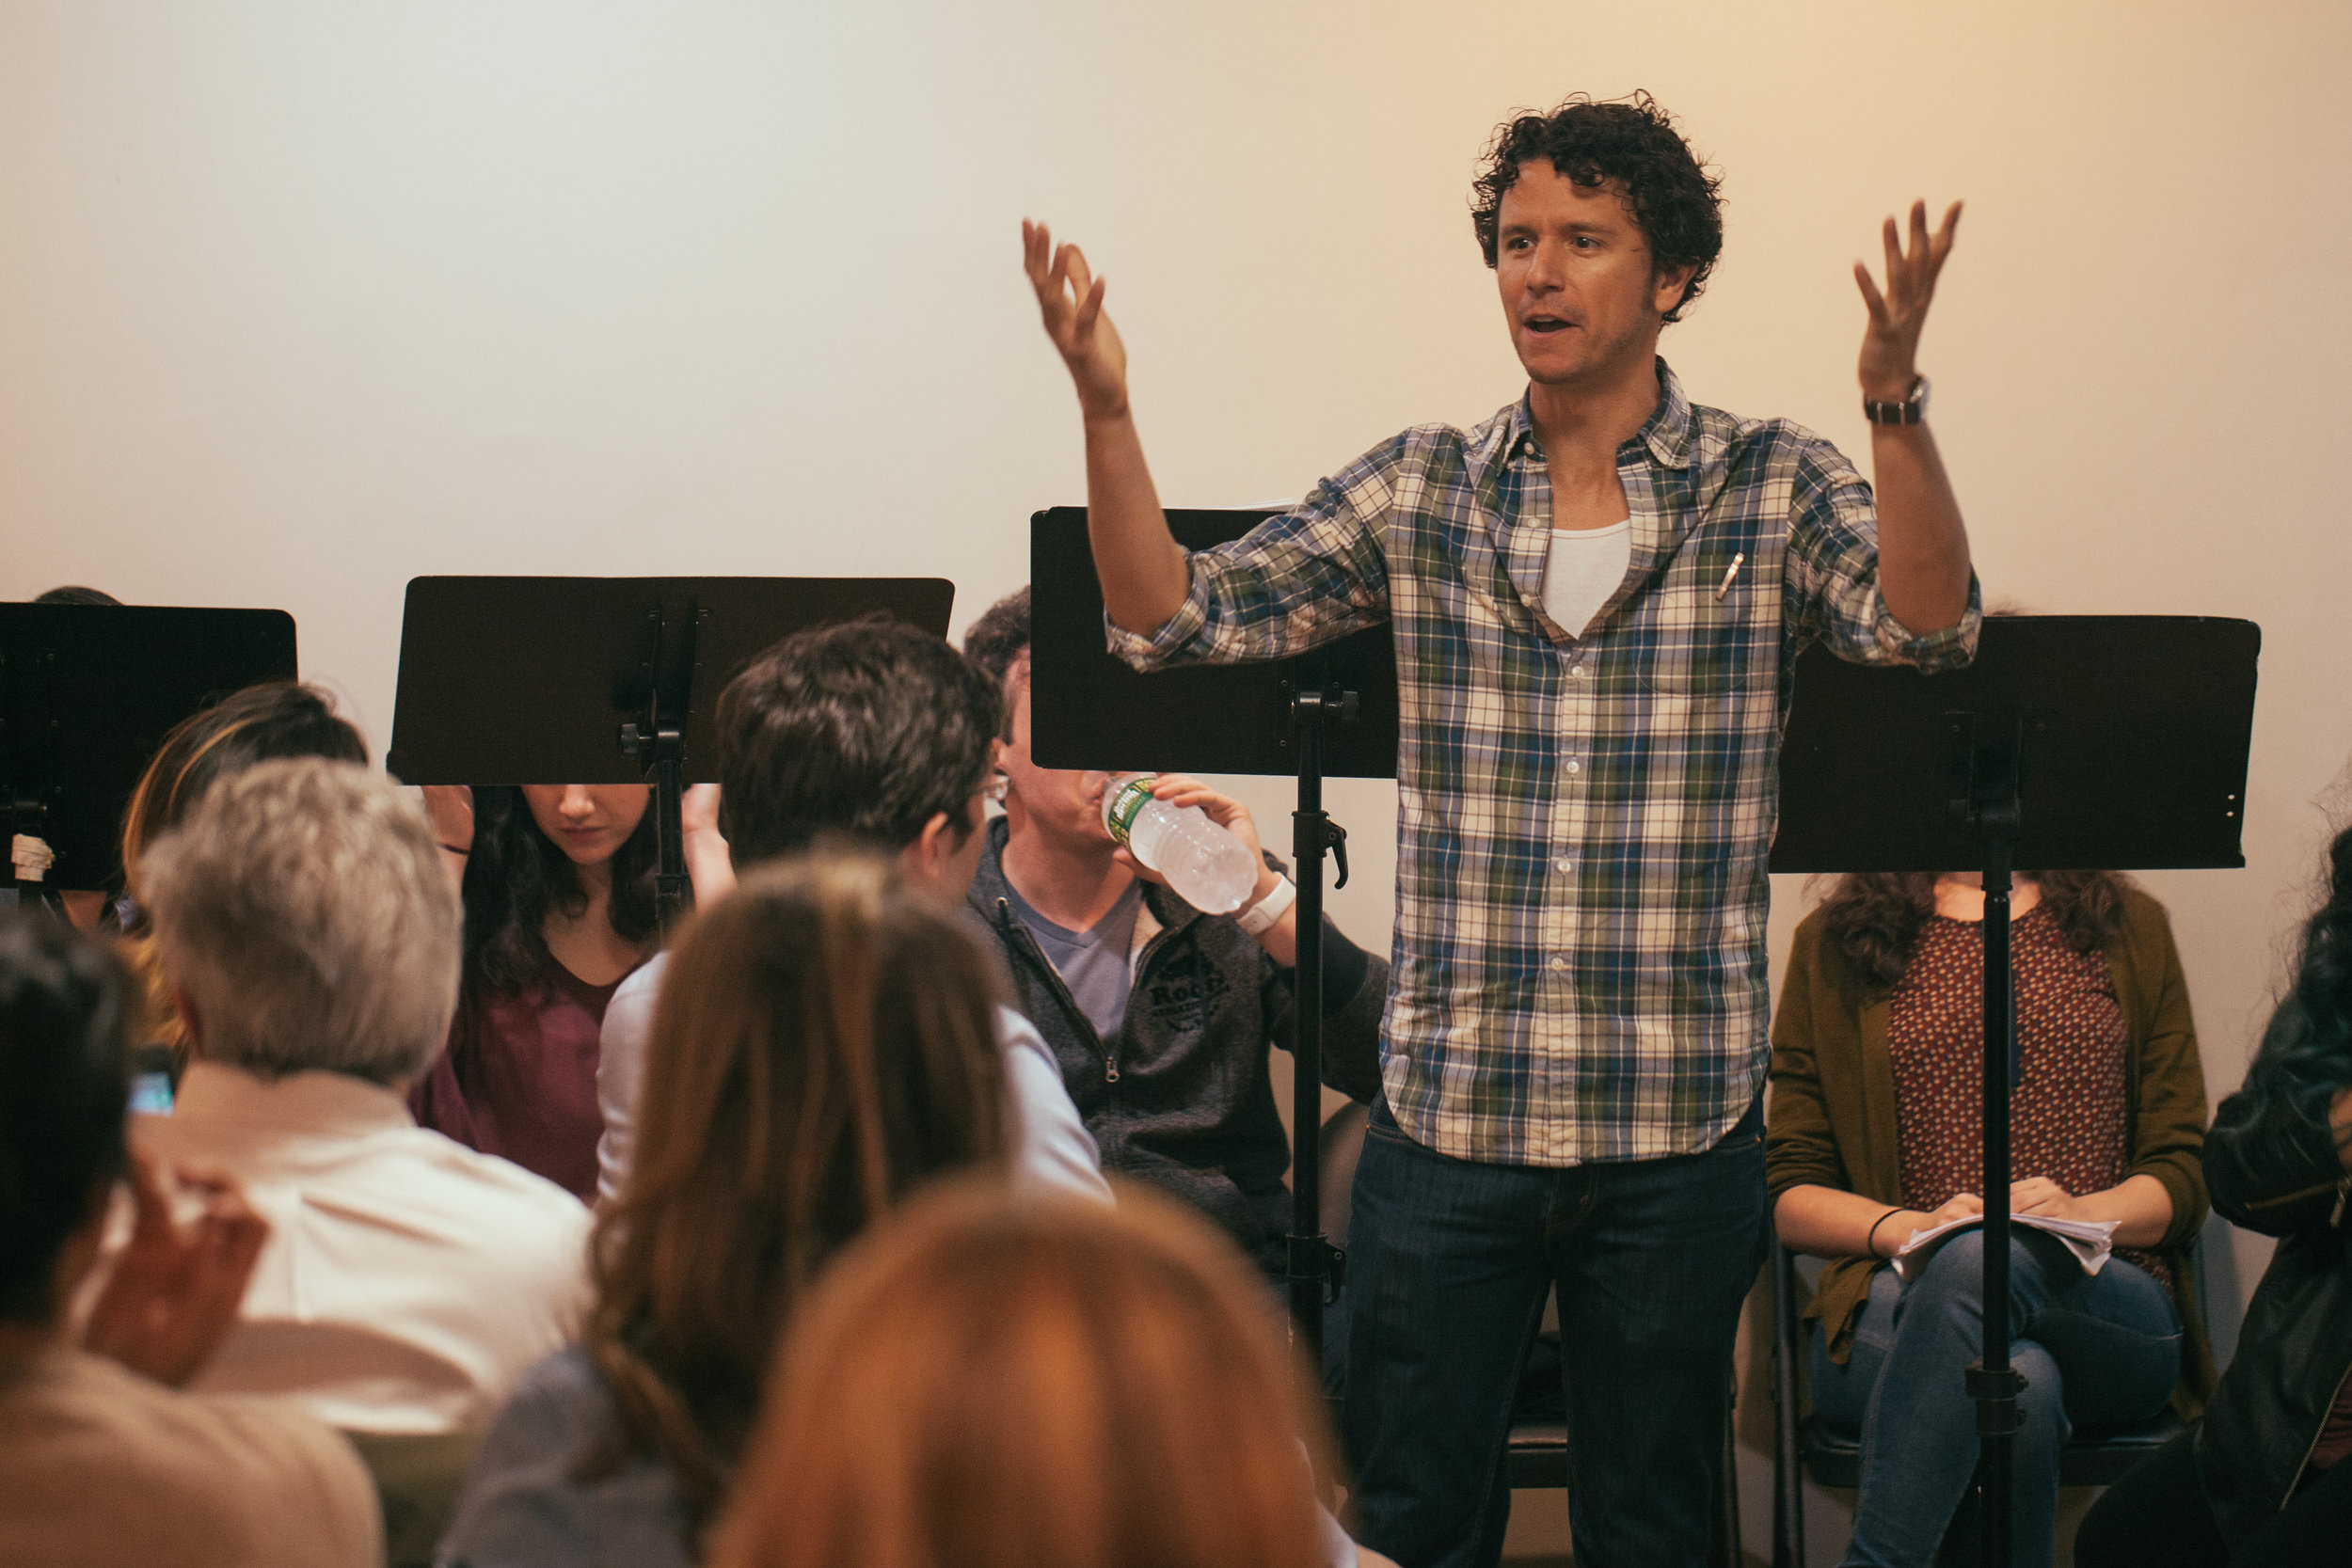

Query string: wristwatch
[1863,374,1931,425]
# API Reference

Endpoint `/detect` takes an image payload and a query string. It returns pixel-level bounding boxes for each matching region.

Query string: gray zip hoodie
[968,816,1387,1270]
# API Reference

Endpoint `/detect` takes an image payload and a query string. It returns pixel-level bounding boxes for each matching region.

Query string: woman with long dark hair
[410,784,681,1199]
[2076,821,2352,1564]
[1768,868,2213,1568]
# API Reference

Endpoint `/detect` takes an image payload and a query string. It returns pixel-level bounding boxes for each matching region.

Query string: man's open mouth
[1524,315,1574,334]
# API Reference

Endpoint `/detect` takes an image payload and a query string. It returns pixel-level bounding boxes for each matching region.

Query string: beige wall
[5,3,2347,1556]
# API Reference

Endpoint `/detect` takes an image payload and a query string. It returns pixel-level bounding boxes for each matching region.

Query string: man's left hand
[1855,198,1962,402]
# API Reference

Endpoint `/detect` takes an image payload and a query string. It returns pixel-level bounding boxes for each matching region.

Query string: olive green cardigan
[1764,887,2217,1418]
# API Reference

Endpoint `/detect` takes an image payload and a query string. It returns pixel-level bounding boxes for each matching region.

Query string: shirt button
[1554,858,1574,875]
[1548,956,1566,973]
[1565,759,1582,775]
[1571,663,1587,677]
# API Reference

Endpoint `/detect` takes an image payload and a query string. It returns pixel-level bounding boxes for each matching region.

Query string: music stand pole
[1287,682,1357,1367]
[1766,615,2261,1568]
[1968,790,2025,1568]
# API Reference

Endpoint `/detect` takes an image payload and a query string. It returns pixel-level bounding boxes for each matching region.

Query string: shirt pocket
[1639,531,1764,697]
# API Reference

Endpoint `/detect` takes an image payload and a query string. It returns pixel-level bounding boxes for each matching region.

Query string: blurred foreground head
[0,913,132,1324]
[711,1182,1330,1568]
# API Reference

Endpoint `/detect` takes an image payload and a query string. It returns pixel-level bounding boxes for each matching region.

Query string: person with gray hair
[121,757,590,1438]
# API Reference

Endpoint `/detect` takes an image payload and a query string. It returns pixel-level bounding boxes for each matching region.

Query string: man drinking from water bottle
[961,586,1388,1378]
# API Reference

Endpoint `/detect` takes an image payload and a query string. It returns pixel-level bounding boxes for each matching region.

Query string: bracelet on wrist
[1234,875,1296,937]
[1866,1206,1904,1259]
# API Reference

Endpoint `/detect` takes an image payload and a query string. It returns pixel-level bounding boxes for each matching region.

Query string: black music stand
[386,577,955,934]
[1030,507,1402,1371]
[1771,614,2259,1568]
[0,603,298,910]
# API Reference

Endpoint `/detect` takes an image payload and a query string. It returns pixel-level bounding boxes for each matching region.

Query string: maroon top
[409,958,634,1201]
[1887,904,2169,1291]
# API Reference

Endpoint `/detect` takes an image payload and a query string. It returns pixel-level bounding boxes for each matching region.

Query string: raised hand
[81,1153,269,1386]
[1854,199,1962,402]
[1023,219,1131,422]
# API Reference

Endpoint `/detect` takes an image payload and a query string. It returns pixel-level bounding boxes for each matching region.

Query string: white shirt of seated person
[596,797,1109,1208]
[122,1059,590,1437]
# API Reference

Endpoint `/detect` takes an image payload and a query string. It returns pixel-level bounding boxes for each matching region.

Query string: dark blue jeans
[1808,1230,2182,1568]
[1341,1094,1767,1568]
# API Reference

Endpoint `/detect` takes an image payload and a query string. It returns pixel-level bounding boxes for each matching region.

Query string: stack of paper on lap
[1891,1213,2120,1279]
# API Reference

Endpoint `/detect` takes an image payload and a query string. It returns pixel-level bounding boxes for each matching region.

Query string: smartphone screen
[127,1044,177,1115]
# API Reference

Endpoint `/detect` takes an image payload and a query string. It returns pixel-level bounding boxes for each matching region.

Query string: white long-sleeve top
[595,952,1110,1207]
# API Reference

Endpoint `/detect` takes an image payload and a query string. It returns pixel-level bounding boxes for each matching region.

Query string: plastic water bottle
[1101,773,1260,915]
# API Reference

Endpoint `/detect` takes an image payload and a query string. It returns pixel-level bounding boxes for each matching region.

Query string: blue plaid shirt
[1108,361,1981,1166]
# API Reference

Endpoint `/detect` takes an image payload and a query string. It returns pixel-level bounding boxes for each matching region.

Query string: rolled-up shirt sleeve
[1105,444,1399,673]
[1785,437,1981,673]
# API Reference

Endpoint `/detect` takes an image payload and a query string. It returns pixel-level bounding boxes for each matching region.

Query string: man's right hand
[1023,220,1131,423]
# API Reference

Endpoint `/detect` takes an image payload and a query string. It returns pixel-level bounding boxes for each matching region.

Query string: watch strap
[1863,374,1929,425]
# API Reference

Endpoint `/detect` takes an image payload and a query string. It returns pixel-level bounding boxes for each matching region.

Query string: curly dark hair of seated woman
[2240,822,2352,1132]
[1819,870,2129,990]
[1469,90,1724,323]
[458,786,661,994]
[576,852,1008,1544]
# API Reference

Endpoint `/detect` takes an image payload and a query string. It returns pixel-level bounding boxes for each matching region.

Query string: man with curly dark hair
[1024,91,1979,1568]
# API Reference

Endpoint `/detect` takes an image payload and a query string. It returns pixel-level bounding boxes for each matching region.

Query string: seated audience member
[115,680,370,1049]
[2076,821,2352,1565]
[127,758,590,1434]
[596,618,1105,1204]
[410,783,721,1199]
[0,911,381,1568]
[961,587,1385,1279]
[438,851,1012,1566]
[1767,869,2211,1568]
[707,1181,1398,1568]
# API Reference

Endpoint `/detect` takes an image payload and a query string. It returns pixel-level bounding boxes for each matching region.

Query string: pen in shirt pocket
[1714,553,1746,601]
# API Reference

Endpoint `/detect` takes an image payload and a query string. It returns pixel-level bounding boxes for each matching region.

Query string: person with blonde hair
[438,850,1011,1567]
[709,1181,1392,1568]
[126,757,588,1436]
[111,681,369,1051]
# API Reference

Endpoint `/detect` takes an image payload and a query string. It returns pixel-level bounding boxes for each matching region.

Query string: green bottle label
[1104,775,1158,847]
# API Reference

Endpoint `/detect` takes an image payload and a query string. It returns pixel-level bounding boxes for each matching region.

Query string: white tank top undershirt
[1540,518,1632,638]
